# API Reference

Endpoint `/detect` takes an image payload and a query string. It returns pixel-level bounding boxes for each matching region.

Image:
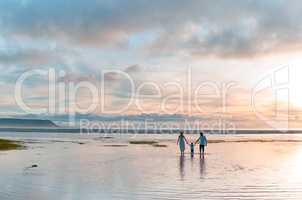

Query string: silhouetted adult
[177,131,189,155]
[195,132,207,157]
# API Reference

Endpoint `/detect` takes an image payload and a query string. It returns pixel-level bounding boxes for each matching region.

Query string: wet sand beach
[1,133,302,199]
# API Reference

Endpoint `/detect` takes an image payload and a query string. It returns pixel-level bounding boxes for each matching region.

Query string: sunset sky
[1,0,302,128]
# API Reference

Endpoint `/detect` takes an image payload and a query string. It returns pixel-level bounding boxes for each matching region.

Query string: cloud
[57,73,97,83]
[1,0,302,126]
[1,0,302,57]
[0,48,56,65]
[124,65,142,73]
[0,0,302,57]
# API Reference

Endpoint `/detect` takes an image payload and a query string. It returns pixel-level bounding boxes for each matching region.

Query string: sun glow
[288,66,302,108]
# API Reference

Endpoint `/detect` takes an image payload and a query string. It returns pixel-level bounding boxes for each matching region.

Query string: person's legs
[179,141,183,154]
[199,144,202,155]
[180,144,185,155]
[201,145,205,155]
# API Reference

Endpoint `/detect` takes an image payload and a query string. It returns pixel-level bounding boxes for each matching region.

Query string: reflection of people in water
[177,131,189,155]
[195,132,207,157]
[199,156,205,178]
[179,155,185,180]
[178,152,206,180]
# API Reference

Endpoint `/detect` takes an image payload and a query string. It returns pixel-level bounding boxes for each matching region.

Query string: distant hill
[0,118,58,128]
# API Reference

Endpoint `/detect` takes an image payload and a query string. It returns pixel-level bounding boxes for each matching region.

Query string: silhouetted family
[177,131,207,157]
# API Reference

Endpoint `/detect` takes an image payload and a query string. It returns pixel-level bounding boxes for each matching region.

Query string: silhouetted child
[190,142,194,154]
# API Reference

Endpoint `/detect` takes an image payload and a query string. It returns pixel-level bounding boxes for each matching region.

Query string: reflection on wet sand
[2,133,302,199]
[178,154,206,180]
[199,156,205,178]
[190,153,194,171]
[179,155,185,180]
